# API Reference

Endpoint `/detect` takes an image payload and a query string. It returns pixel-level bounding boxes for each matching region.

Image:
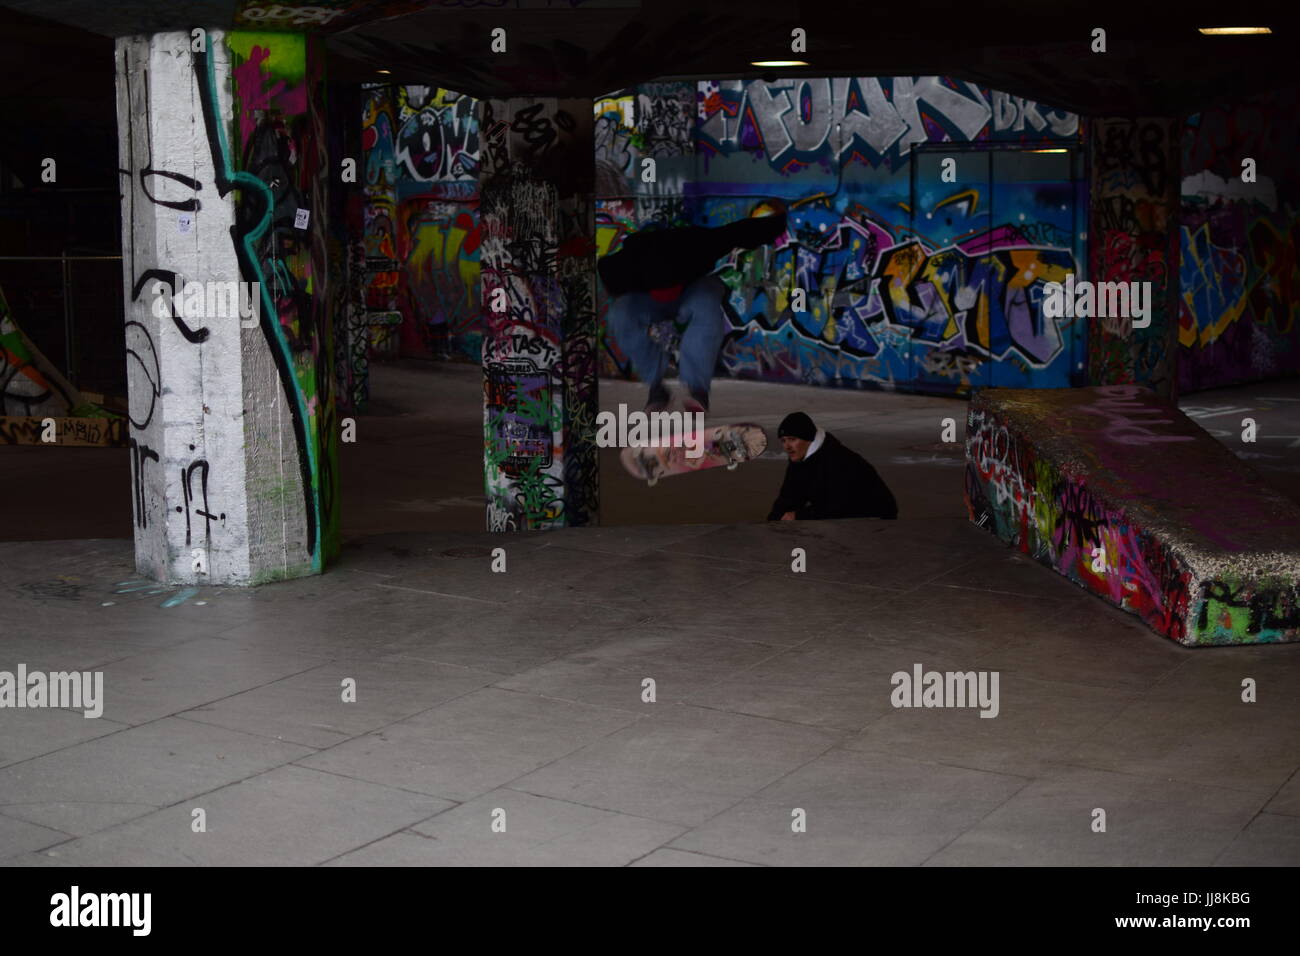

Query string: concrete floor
[2,365,1300,865]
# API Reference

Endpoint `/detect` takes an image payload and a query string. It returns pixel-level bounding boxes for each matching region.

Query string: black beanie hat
[778,412,817,441]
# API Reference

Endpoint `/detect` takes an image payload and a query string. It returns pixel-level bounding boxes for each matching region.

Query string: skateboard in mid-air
[620,423,768,486]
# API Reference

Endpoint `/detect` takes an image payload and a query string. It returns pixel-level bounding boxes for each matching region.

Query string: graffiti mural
[398,200,482,359]
[700,193,1080,392]
[361,82,401,317]
[1087,117,1179,395]
[360,84,483,359]
[589,76,1083,394]
[1179,87,1300,392]
[0,284,83,417]
[696,77,1077,174]
[226,30,340,566]
[394,85,480,187]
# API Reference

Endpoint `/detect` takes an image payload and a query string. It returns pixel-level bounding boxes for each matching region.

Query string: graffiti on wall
[117,31,333,580]
[706,195,1079,393]
[394,86,480,187]
[592,77,1083,393]
[362,82,400,315]
[1178,88,1300,392]
[481,97,597,533]
[226,31,339,564]
[965,407,1196,642]
[360,84,483,359]
[697,77,1077,172]
[0,286,82,418]
[1087,117,1179,394]
[965,388,1300,644]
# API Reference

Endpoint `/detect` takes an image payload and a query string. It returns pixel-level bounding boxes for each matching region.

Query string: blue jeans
[607,274,727,395]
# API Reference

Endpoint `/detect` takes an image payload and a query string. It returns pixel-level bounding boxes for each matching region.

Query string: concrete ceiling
[0,0,1296,116]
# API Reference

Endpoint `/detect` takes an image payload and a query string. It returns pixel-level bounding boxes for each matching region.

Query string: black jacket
[767,432,898,521]
[597,214,787,296]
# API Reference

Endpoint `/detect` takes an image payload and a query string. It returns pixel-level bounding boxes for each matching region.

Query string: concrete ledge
[964,385,1300,646]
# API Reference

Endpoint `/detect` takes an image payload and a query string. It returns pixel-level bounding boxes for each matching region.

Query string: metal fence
[0,254,124,396]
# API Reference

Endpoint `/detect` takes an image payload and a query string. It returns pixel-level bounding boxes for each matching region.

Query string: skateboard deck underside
[620,423,767,485]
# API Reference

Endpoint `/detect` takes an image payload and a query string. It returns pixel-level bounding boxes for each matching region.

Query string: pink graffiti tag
[1077,385,1196,446]
[232,45,308,145]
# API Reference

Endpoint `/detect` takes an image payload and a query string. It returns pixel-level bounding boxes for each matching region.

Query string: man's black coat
[597,214,787,296]
[766,432,898,521]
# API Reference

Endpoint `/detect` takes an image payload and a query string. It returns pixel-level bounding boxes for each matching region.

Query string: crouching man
[767,412,898,521]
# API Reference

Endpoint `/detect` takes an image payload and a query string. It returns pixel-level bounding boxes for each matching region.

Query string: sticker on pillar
[178,213,193,235]
[294,208,310,230]
[485,358,554,474]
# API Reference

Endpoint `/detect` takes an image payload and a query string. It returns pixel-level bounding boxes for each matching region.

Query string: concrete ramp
[964,385,1300,646]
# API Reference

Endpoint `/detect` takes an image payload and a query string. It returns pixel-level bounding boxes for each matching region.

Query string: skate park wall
[361,83,483,362]
[593,78,1087,396]
[964,386,1300,645]
[358,78,1300,396]
[1178,85,1300,393]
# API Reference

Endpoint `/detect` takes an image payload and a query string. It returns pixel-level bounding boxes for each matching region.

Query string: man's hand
[780,511,796,521]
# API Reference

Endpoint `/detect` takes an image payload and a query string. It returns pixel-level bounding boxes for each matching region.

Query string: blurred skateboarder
[597,204,786,414]
[767,412,898,521]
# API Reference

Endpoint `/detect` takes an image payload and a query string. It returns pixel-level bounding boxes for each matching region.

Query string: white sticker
[294,208,310,230]
[178,213,193,234]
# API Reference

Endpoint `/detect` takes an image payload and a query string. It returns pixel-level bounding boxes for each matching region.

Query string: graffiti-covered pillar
[1088,117,1181,399]
[480,98,598,531]
[115,29,340,585]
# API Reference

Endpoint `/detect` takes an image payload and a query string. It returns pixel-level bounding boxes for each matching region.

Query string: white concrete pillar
[116,29,337,585]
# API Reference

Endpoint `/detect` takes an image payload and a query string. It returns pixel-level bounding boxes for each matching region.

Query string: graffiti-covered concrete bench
[964,385,1300,646]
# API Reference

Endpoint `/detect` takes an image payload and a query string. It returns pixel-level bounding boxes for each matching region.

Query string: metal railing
[0,254,123,392]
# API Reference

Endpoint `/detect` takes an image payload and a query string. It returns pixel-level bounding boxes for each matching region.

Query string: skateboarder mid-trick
[597,204,787,415]
[767,412,899,521]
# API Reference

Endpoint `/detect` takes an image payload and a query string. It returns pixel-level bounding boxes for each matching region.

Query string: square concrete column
[1087,117,1182,399]
[115,29,339,584]
[479,98,598,531]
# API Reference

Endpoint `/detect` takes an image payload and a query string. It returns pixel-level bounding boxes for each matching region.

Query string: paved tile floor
[2,516,1298,866]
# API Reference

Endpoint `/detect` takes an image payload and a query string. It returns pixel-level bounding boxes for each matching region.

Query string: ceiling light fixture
[1198,26,1272,35]
[376,68,392,74]
[1026,148,1068,154]
[750,60,809,67]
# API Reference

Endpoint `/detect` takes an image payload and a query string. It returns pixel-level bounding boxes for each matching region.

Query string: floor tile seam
[32,762,460,866]
[826,742,1041,784]
[284,762,469,807]
[1049,756,1290,798]
[115,657,341,725]
[1209,765,1300,865]
[0,810,79,853]
[1,760,335,858]
[655,736,848,847]
[372,581,641,616]
[233,677,513,758]
[915,773,1039,866]
[0,713,166,774]
[622,846,765,867]
[312,817,447,866]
